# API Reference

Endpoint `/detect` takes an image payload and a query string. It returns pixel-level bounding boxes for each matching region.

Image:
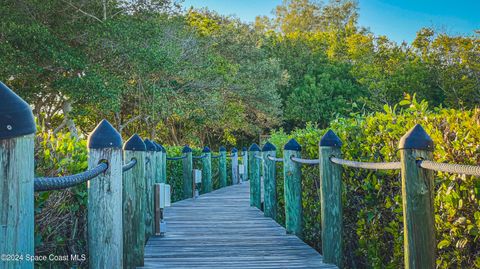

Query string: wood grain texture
[201,152,212,194]
[248,151,261,208]
[400,148,435,269]
[0,135,34,269]
[140,182,337,269]
[145,151,156,238]
[231,152,239,185]
[219,151,227,188]
[182,151,193,199]
[242,149,248,182]
[88,148,123,269]
[123,150,146,268]
[155,151,163,184]
[162,151,167,183]
[262,150,277,220]
[319,146,343,268]
[283,149,302,237]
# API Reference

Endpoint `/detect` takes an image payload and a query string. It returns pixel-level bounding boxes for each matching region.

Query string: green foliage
[269,98,480,268]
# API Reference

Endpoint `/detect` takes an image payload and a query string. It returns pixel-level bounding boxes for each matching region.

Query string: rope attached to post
[267,155,283,162]
[211,154,221,159]
[330,157,401,170]
[418,160,480,176]
[193,154,207,159]
[122,158,138,172]
[290,156,319,165]
[167,155,187,161]
[254,155,263,160]
[34,162,109,192]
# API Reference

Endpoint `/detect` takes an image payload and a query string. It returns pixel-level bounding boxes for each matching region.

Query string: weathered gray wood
[242,147,248,182]
[140,182,337,269]
[144,148,156,239]
[219,147,227,188]
[0,135,34,269]
[123,135,147,268]
[319,130,343,268]
[248,144,261,209]
[182,146,193,199]
[283,139,303,237]
[262,143,277,220]
[231,148,239,184]
[399,125,436,269]
[201,147,212,193]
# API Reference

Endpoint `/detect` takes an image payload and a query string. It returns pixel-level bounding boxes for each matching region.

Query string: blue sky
[181,0,479,44]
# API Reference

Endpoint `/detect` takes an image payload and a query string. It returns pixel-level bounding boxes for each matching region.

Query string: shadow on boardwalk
[141,181,337,269]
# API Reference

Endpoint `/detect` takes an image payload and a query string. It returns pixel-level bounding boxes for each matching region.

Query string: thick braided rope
[267,155,283,162]
[167,155,187,161]
[35,162,108,192]
[330,157,401,170]
[122,158,138,172]
[418,160,480,176]
[291,156,320,165]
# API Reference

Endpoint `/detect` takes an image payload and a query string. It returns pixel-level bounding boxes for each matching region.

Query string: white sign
[159,183,171,208]
[194,169,202,183]
[239,165,245,175]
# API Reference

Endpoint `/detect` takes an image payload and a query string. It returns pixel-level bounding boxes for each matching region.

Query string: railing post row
[283,139,303,237]
[219,146,227,188]
[319,130,344,268]
[0,83,36,269]
[201,146,213,193]
[262,142,277,220]
[182,145,193,199]
[123,134,146,268]
[399,124,436,269]
[249,144,261,208]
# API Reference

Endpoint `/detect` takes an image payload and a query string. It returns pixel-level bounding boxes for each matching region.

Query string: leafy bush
[269,96,480,268]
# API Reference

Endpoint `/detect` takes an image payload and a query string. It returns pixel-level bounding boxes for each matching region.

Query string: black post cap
[0,82,36,139]
[219,146,227,152]
[262,141,276,152]
[399,124,434,151]
[242,147,247,151]
[123,134,146,151]
[320,130,342,147]
[153,142,162,152]
[88,119,122,149]
[144,139,156,151]
[249,143,261,151]
[284,139,301,151]
[202,146,211,153]
[182,145,192,153]
[232,148,238,153]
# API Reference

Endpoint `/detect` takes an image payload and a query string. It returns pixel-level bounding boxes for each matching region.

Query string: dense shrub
[269,97,480,268]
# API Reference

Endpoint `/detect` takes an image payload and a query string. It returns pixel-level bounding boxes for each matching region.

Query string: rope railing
[267,155,283,162]
[254,155,263,160]
[123,158,137,172]
[193,154,207,160]
[167,155,187,161]
[34,162,108,192]
[211,154,221,159]
[418,160,480,176]
[291,156,320,165]
[330,157,401,170]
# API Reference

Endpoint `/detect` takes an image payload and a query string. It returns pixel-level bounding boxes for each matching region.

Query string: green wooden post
[87,120,123,268]
[161,145,167,183]
[248,143,261,208]
[201,146,212,193]
[399,124,435,269]
[153,142,163,184]
[242,147,248,182]
[123,134,146,268]
[0,83,36,269]
[319,130,343,268]
[231,148,239,184]
[182,145,193,199]
[144,139,156,239]
[219,146,227,188]
[283,139,302,237]
[262,142,277,219]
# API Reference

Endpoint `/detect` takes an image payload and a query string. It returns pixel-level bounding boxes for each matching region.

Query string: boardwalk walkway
[141,181,337,269]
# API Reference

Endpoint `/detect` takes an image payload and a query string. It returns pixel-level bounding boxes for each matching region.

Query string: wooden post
[144,139,156,239]
[153,142,163,184]
[219,146,227,188]
[87,120,123,268]
[319,130,343,268]
[231,148,239,184]
[262,142,277,219]
[0,83,36,269]
[123,134,146,268]
[399,124,435,269]
[161,145,167,183]
[242,147,248,182]
[248,143,261,208]
[201,146,212,193]
[283,139,302,237]
[182,145,193,199]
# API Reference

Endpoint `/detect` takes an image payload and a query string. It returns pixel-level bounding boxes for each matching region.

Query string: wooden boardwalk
[141,181,337,269]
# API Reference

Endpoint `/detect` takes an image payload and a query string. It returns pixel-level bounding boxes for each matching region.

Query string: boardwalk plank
[140,181,338,269]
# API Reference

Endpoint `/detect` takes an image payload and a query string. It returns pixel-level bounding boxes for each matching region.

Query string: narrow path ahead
[141,181,337,269]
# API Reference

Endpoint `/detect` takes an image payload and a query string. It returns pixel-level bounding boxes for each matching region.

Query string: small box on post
[155,183,172,236]
[193,169,202,198]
